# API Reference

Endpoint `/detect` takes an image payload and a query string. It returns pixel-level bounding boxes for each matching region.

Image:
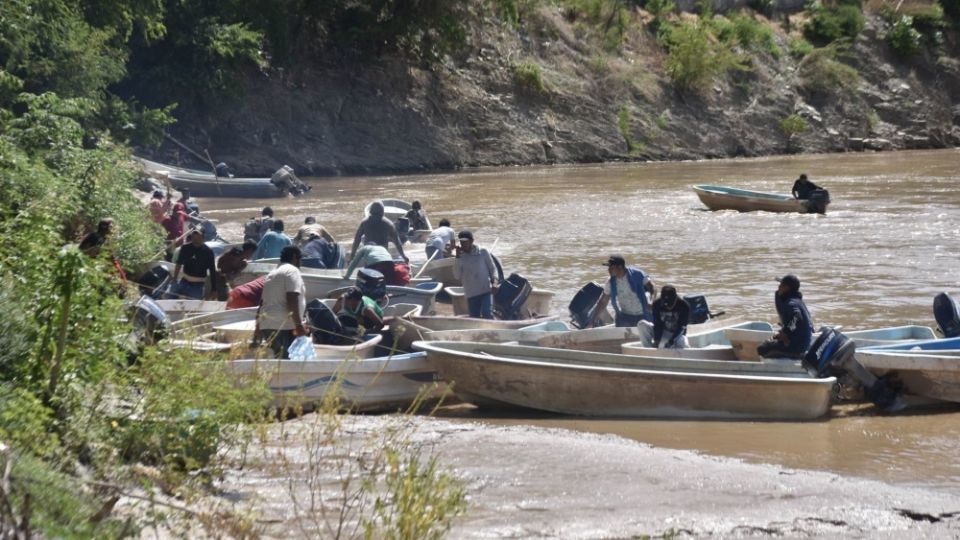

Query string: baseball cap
[661,285,678,301]
[457,230,474,241]
[602,255,626,267]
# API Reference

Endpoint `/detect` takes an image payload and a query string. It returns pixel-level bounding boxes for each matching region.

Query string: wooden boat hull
[413,341,832,420]
[227,352,445,412]
[693,185,821,214]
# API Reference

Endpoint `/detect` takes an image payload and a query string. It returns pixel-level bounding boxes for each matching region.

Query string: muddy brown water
[198,148,960,494]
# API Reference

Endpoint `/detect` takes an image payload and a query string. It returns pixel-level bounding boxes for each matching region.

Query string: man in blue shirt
[757,274,815,359]
[593,254,656,327]
[254,219,292,260]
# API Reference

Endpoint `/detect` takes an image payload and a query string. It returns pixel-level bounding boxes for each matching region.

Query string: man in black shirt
[167,229,217,300]
[651,285,690,349]
[791,173,822,200]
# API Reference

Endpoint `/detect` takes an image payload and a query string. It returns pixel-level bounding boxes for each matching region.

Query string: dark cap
[602,254,626,267]
[661,285,678,301]
[778,274,801,290]
[457,230,473,241]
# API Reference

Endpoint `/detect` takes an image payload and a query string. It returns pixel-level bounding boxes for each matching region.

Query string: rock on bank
[152,6,960,176]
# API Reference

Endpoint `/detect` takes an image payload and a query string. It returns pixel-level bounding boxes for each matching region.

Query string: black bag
[569,282,604,329]
[356,268,386,301]
[493,273,532,320]
[137,265,170,299]
[683,294,711,325]
[306,299,344,345]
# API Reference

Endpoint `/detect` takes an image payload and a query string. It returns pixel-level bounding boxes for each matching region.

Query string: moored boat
[390,314,559,351]
[226,351,445,412]
[167,173,288,198]
[853,350,960,403]
[413,341,833,420]
[621,321,775,360]
[693,185,827,214]
[446,286,556,319]
[727,325,940,361]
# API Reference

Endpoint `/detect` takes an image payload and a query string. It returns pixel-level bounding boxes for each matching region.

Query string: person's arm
[343,246,363,278]
[286,292,306,336]
[390,224,408,262]
[665,302,690,348]
[362,305,384,332]
[205,250,218,299]
[592,293,610,325]
[332,295,345,315]
[350,224,363,261]
[321,227,336,244]
[644,278,656,304]
[483,250,497,291]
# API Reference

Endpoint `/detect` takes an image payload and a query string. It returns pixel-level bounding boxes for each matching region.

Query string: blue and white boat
[693,185,828,214]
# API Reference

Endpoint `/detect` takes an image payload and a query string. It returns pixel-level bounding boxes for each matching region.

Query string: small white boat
[167,173,288,198]
[227,351,445,412]
[446,286,556,318]
[621,321,775,360]
[390,314,559,352]
[418,257,458,287]
[726,325,939,361]
[853,350,960,403]
[364,198,432,229]
[154,299,226,321]
[169,307,258,337]
[424,322,572,345]
[693,185,825,214]
[536,318,750,355]
[212,320,384,359]
[413,341,833,420]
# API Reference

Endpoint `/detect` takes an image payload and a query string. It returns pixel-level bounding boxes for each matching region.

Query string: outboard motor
[803,327,903,411]
[270,165,311,196]
[137,265,171,299]
[493,273,533,320]
[683,294,724,324]
[356,268,387,304]
[806,189,830,214]
[128,295,169,347]
[933,292,960,338]
[306,298,345,345]
[569,282,604,329]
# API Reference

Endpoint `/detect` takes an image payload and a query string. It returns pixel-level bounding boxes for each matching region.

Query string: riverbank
[195,414,960,538]
[147,4,960,176]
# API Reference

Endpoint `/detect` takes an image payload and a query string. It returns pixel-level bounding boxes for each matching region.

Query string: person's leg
[267,330,295,359]
[425,245,439,259]
[184,281,205,300]
[757,338,803,358]
[479,293,493,320]
[467,295,483,318]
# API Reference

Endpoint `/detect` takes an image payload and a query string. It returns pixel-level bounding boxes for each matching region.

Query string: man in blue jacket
[758,274,815,359]
[593,254,656,327]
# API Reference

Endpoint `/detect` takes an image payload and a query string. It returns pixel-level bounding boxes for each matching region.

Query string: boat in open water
[693,185,828,214]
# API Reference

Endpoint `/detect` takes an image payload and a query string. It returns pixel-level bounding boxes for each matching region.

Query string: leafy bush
[798,44,860,94]
[660,19,749,94]
[803,2,865,45]
[789,36,816,59]
[513,62,547,94]
[712,11,781,57]
[561,0,633,50]
[780,113,809,139]
[886,15,923,55]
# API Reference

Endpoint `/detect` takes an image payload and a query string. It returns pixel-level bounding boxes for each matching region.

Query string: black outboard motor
[683,294,725,324]
[493,273,533,320]
[270,165,311,196]
[933,292,960,338]
[306,298,345,345]
[569,282,604,329]
[806,189,830,214]
[137,265,171,299]
[356,268,387,304]
[803,327,903,411]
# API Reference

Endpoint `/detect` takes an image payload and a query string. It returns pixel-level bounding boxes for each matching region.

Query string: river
[198,148,960,495]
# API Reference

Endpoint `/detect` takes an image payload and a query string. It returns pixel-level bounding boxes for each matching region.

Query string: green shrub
[660,19,749,93]
[788,36,816,59]
[803,2,865,45]
[513,62,547,94]
[713,11,780,56]
[798,44,859,94]
[886,15,923,55]
[780,113,809,138]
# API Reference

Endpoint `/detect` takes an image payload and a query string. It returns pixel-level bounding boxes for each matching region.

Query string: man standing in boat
[349,200,408,264]
[453,230,498,319]
[651,285,690,349]
[256,246,307,359]
[757,274,815,359]
[167,228,217,300]
[593,255,655,327]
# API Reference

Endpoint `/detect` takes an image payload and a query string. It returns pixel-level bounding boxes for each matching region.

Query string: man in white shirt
[425,218,456,260]
[256,246,307,358]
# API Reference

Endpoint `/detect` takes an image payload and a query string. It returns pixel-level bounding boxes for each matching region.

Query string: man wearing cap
[593,255,655,327]
[167,228,217,300]
[758,274,815,359]
[651,285,690,349]
[349,200,408,264]
[453,230,498,319]
[256,246,307,359]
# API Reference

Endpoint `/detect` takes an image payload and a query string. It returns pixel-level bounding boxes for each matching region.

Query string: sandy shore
[208,414,960,538]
